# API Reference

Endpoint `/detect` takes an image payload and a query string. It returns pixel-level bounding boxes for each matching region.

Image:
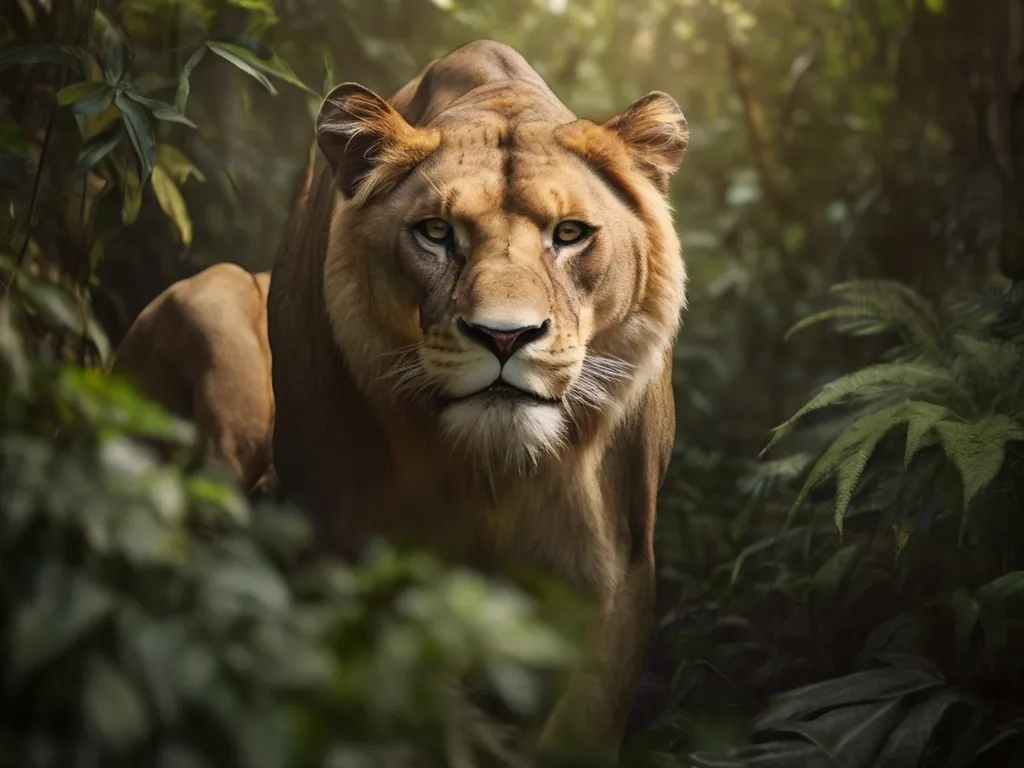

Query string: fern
[785,279,942,355]
[934,416,1024,541]
[763,362,955,456]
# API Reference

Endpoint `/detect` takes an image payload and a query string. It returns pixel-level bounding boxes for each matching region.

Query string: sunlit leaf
[157,144,206,185]
[152,166,193,246]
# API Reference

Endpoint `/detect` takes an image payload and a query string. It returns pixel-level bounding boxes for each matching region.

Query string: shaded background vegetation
[1,0,1023,766]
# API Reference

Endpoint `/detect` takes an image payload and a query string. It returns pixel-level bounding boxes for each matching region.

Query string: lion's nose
[457,318,551,365]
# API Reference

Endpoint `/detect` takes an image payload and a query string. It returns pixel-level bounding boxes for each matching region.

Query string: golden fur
[113,263,275,492]
[268,40,688,754]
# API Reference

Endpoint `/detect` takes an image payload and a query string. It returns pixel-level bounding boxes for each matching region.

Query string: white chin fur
[440,398,566,472]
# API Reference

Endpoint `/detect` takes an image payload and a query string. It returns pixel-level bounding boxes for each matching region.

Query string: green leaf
[157,144,206,185]
[808,542,863,608]
[121,163,143,224]
[10,563,115,676]
[75,125,122,178]
[152,166,193,246]
[872,691,966,768]
[903,403,949,468]
[175,46,207,113]
[950,588,980,656]
[57,80,106,107]
[934,416,1024,537]
[209,40,315,96]
[924,0,944,13]
[0,43,93,72]
[754,667,943,732]
[206,41,278,95]
[17,277,111,362]
[762,363,953,456]
[83,656,151,749]
[787,402,914,533]
[115,91,156,182]
[123,84,197,128]
[975,571,1024,606]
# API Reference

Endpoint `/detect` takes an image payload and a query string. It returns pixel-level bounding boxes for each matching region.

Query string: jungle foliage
[1,0,1022,766]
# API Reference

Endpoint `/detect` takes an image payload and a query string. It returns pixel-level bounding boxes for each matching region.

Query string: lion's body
[113,263,275,492]
[268,40,688,754]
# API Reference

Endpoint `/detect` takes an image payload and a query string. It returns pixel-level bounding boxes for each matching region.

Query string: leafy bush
[674,279,1024,768]
[0,295,593,767]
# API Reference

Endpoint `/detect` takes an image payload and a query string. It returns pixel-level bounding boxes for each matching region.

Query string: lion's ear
[601,91,689,194]
[316,82,440,203]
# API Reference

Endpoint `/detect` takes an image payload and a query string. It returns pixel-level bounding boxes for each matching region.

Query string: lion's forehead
[425,127,599,227]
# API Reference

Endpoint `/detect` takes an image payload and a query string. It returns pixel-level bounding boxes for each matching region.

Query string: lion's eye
[553,220,590,247]
[416,218,452,245]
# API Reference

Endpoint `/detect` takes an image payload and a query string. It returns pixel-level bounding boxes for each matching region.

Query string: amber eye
[416,218,453,245]
[553,220,591,246]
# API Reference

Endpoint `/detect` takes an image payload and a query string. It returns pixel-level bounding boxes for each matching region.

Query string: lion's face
[318,84,688,469]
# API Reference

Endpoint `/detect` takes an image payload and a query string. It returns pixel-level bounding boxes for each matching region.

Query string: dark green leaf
[17,277,111,361]
[57,80,106,107]
[75,125,122,177]
[115,92,156,182]
[873,691,967,768]
[974,571,1024,606]
[83,656,151,749]
[688,741,830,768]
[123,84,197,128]
[754,668,943,732]
[10,563,114,677]
[175,46,207,113]
[0,43,92,72]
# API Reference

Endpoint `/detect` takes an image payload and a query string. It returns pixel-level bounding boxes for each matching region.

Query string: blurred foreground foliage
[2,0,1024,767]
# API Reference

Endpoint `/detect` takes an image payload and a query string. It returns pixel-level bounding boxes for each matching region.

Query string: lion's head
[316,57,688,472]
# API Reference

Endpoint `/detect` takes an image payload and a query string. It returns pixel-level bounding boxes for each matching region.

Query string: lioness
[268,40,688,754]
[113,263,275,493]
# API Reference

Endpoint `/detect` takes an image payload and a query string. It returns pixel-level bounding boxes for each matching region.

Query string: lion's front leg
[537,553,656,758]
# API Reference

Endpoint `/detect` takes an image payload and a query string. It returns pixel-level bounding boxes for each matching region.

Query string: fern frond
[787,402,912,535]
[953,334,1022,383]
[934,415,1024,542]
[786,280,941,353]
[904,404,950,469]
[762,363,954,456]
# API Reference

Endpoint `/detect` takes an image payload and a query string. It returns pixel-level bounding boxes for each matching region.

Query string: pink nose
[457,319,551,364]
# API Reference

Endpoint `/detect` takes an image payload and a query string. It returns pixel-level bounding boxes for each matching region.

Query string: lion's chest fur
[330,433,627,595]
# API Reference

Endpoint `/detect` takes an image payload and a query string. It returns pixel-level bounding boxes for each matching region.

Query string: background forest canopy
[1,0,1024,767]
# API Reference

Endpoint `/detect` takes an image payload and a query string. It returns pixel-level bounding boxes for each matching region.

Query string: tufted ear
[601,91,689,194]
[316,82,441,204]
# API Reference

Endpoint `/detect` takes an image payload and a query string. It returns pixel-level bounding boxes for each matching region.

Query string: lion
[268,40,689,755]
[112,263,275,494]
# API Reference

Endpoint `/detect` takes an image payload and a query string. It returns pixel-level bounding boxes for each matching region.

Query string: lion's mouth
[450,381,562,406]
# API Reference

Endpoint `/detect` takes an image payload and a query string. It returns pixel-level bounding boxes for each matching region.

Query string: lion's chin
[439,396,566,472]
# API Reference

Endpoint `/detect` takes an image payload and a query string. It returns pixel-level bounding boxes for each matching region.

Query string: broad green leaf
[950,588,980,656]
[206,41,278,95]
[123,84,197,128]
[115,92,156,182]
[809,542,863,608]
[151,166,193,246]
[974,571,1024,606]
[688,741,830,768]
[75,125,122,177]
[754,667,943,732]
[157,144,206,185]
[872,691,966,768]
[0,43,93,72]
[175,46,207,113]
[935,416,1024,537]
[762,363,952,456]
[10,563,115,676]
[83,656,151,748]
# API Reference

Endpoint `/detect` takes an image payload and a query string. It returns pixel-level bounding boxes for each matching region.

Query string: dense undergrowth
[2,0,1023,766]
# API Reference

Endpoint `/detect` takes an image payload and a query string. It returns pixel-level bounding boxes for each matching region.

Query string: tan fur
[113,263,275,492]
[268,40,688,756]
